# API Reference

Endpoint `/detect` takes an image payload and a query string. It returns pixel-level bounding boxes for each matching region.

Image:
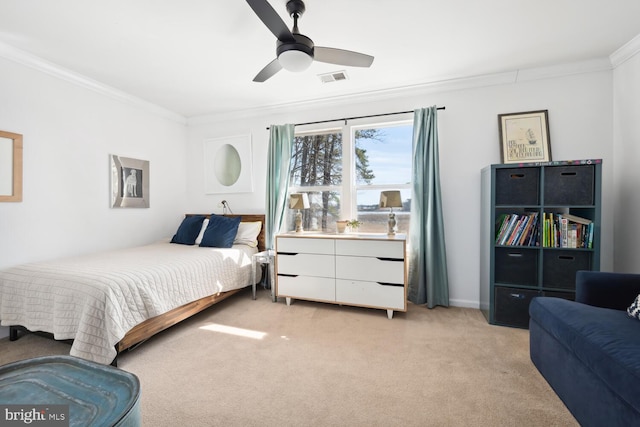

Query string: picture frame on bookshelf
[498,110,552,164]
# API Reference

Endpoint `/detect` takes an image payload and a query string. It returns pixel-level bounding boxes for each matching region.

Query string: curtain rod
[266,106,445,130]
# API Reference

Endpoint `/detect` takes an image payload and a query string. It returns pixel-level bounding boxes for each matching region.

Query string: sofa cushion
[530,297,640,412]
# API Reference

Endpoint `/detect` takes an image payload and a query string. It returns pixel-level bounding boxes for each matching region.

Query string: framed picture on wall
[498,110,552,164]
[110,155,150,208]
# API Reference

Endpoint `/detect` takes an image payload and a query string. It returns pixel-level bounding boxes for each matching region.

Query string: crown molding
[188,72,519,126]
[0,41,186,125]
[188,58,612,126]
[516,58,612,82]
[610,33,640,68]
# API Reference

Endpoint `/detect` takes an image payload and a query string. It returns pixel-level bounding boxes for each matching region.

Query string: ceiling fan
[246,0,374,82]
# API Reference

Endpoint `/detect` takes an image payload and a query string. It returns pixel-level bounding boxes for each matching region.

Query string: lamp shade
[289,193,310,210]
[379,191,403,209]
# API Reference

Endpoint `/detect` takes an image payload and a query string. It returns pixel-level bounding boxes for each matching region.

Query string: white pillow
[194,218,209,245]
[234,221,262,247]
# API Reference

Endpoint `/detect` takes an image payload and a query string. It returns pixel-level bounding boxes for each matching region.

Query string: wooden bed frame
[114,214,266,363]
[10,213,266,366]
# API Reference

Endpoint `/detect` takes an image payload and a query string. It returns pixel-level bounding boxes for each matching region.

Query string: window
[286,119,412,234]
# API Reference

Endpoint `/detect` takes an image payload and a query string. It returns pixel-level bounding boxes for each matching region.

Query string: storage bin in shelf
[495,167,540,205]
[494,247,538,286]
[544,164,595,205]
[494,286,539,328]
[542,249,592,290]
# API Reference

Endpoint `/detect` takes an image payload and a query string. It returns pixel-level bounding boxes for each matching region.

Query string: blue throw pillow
[199,214,242,248]
[170,215,206,245]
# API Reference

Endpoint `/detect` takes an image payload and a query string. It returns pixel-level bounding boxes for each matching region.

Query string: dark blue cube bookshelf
[480,159,602,328]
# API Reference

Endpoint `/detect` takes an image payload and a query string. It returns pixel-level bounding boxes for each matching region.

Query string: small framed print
[110,155,149,208]
[498,110,551,164]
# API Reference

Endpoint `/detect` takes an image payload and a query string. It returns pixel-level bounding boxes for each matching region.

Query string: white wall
[0,57,189,269]
[612,39,640,272]
[187,65,615,308]
[0,56,189,337]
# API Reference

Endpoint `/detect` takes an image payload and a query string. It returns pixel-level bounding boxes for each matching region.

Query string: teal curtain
[265,124,295,250]
[408,106,449,308]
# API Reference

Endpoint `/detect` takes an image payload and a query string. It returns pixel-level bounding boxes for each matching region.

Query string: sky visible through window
[357,124,412,206]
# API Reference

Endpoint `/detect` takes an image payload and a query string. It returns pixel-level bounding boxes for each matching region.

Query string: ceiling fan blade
[253,58,282,82]
[314,47,374,68]
[246,0,295,42]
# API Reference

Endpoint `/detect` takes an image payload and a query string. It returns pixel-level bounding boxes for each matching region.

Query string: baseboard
[449,298,480,309]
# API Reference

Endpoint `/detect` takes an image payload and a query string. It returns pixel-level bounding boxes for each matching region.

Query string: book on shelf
[560,217,569,248]
[494,214,510,242]
[495,212,539,246]
[542,212,594,249]
[561,213,592,225]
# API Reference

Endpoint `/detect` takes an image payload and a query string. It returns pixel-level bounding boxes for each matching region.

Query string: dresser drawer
[277,275,335,302]
[336,279,405,310]
[277,253,334,277]
[335,239,404,259]
[335,255,404,284]
[277,237,334,255]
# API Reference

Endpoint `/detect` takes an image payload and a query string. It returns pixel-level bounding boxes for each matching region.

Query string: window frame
[289,114,413,228]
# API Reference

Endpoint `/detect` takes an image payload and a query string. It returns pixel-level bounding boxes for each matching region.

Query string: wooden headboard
[185,214,266,252]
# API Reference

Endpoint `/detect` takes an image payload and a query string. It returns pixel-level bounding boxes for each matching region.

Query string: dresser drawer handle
[376,257,403,262]
[278,252,298,256]
[278,273,299,278]
[377,282,404,287]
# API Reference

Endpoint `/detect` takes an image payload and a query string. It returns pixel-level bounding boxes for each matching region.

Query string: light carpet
[0,287,577,426]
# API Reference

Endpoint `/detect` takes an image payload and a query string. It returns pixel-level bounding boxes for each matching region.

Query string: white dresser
[275,233,407,319]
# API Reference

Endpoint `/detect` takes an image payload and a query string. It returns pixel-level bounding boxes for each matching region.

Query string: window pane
[285,191,342,233]
[290,132,342,187]
[356,189,411,234]
[355,125,412,186]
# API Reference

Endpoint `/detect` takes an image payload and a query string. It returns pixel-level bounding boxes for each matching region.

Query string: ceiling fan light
[278,50,313,72]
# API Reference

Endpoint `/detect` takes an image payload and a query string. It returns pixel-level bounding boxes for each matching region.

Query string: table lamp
[379,190,403,235]
[289,193,310,233]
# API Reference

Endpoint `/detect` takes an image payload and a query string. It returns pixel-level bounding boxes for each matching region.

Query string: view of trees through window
[287,121,412,234]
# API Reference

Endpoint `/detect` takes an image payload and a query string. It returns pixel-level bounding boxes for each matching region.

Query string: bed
[0,214,265,365]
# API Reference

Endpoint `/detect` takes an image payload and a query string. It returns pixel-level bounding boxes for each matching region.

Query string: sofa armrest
[575,270,640,310]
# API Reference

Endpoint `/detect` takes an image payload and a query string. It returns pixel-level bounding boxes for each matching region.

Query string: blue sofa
[529,270,640,426]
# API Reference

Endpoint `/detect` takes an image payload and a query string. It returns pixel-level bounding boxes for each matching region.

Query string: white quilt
[0,242,256,364]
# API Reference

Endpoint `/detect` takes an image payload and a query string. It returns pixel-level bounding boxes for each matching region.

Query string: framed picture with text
[498,110,551,164]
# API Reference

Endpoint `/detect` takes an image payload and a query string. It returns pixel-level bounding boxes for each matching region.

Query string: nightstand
[252,249,276,301]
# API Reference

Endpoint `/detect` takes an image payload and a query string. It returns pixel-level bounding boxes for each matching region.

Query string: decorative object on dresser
[1,214,265,366]
[289,192,310,233]
[480,159,602,328]
[346,219,362,232]
[379,190,403,235]
[276,233,407,319]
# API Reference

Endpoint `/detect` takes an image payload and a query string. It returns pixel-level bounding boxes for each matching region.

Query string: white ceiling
[1,0,639,119]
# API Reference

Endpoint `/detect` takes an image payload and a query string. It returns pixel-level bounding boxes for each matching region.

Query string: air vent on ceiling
[318,70,349,84]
